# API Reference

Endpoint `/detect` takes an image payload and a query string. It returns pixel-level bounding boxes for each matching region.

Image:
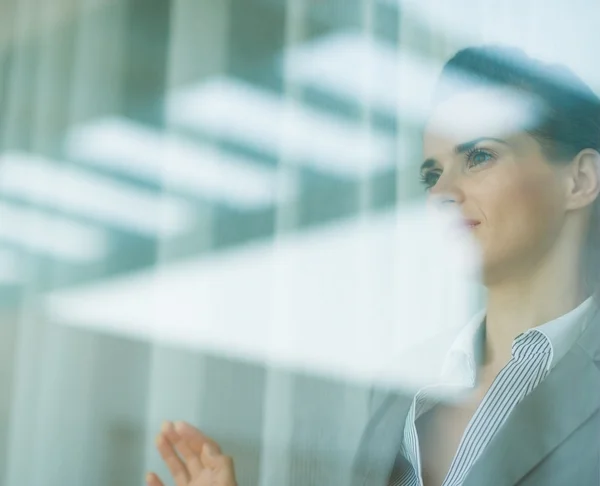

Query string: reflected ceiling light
[0,152,195,237]
[378,0,480,45]
[0,201,108,262]
[284,31,443,124]
[167,76,396,176]
[66,117,295,208]
[285,32,554,142]
[44,206,478,387]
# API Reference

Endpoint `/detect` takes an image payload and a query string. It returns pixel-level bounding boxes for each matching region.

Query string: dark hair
[432,46,600,299]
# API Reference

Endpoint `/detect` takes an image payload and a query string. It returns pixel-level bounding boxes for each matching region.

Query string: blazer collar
[462,302,600,486]
[358,301,600,486]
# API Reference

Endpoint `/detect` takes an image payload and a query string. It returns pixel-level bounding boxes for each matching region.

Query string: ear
[564,149,600,211]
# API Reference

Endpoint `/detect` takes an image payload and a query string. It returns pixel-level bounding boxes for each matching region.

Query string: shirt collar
[441,309,486,385]
[441,296,596,385]
[532,296,594,368]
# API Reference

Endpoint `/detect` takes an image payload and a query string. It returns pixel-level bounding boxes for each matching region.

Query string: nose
[427,173,465,207]
[431,194,458,207]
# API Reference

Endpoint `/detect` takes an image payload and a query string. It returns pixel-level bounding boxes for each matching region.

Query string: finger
[145,472,165,486]
[173,434,204,477]
[218,455,237,485]
[201,443,235,479]
[155,433,190,486]
[161,421,180,445]
[163,421,205,476]
[174,421,222,455]
[162,421,204,478]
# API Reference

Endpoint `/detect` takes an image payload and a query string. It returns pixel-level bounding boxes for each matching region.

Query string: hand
[146,421,238,486]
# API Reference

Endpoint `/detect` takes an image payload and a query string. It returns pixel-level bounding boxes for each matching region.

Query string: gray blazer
[351,306,600,486]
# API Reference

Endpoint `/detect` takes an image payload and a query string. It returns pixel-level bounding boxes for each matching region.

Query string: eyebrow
[420,137,510,174]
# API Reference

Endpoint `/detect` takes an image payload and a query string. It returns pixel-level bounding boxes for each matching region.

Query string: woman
[145,46,600,486]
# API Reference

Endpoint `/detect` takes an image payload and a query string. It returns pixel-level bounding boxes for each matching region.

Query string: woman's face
[422,89,569,285]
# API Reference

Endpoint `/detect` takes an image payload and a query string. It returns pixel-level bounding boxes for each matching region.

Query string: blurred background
[0,0,598,485]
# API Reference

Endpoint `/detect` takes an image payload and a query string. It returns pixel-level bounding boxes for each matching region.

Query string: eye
[419,170,441,190]
[465,148,495,168]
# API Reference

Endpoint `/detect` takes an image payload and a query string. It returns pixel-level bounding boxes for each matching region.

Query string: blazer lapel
[352,391,413,486]
[353,327,482,486]
[355,305,600,486]
[463,338,600,486]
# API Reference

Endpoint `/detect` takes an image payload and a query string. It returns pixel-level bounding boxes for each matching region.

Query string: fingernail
[174,421,185,432]
[161,421,172,433]
[155,434,163,446]
[146,472,154,484]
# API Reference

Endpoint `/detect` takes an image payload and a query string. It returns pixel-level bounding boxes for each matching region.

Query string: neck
[484,237,589,369]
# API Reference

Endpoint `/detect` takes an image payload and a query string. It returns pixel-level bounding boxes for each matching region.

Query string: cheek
[473,169,563,263]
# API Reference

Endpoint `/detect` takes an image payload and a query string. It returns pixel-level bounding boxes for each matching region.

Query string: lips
[462,219,481,228]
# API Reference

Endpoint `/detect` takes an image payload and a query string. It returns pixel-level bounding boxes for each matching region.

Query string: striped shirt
[390,296,594,486]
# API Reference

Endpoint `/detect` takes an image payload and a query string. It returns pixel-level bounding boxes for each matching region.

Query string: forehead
[423,88,542,151]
